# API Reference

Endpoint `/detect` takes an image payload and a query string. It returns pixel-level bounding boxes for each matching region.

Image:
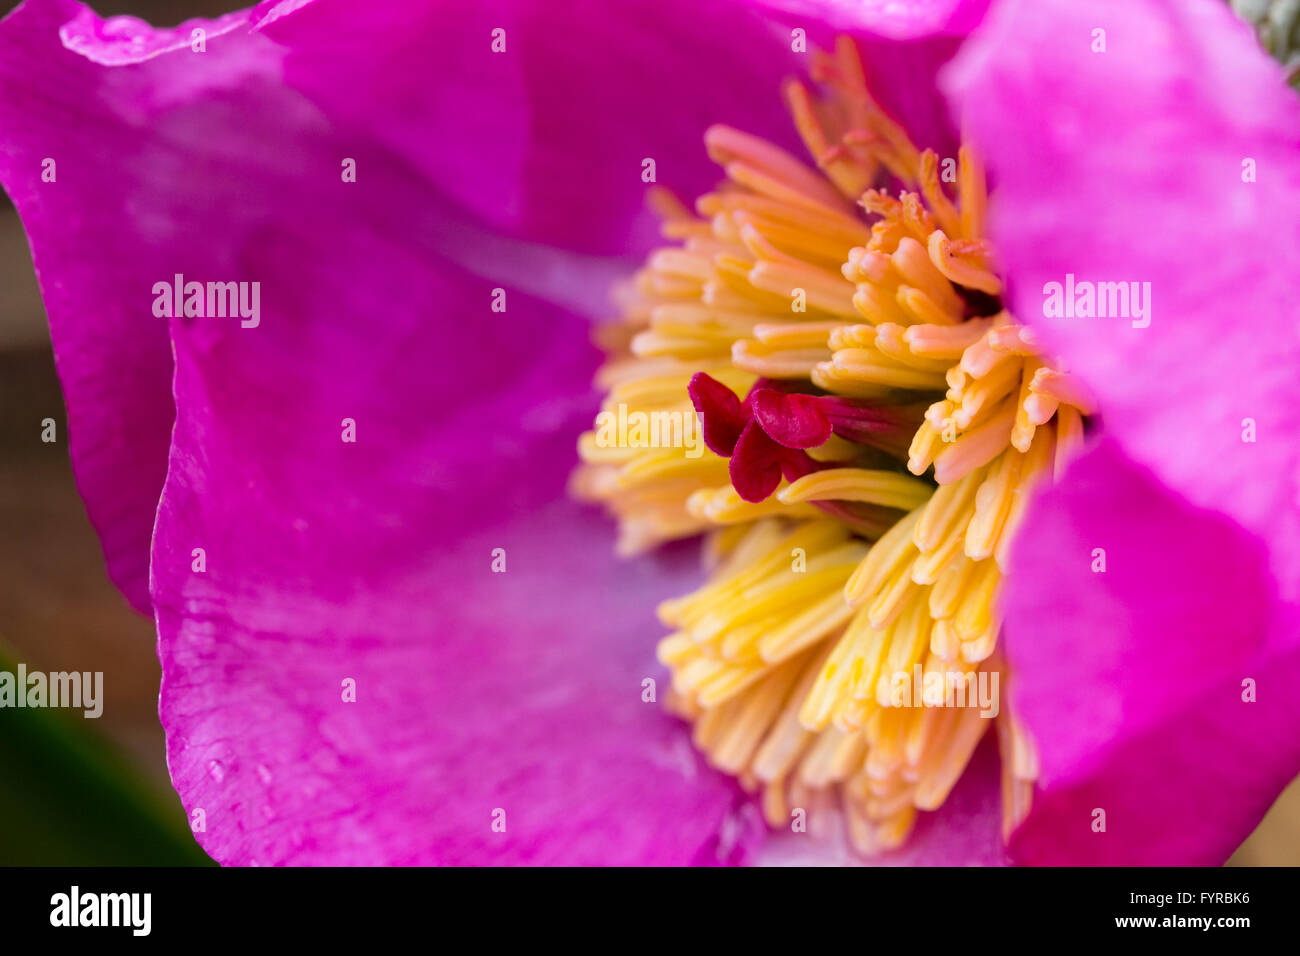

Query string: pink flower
[2,0,1297,866]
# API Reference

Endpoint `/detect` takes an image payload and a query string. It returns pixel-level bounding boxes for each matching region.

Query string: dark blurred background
[0,0,1295,866]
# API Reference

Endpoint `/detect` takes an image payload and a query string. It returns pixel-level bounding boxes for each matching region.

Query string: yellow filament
[575,34,1092,857]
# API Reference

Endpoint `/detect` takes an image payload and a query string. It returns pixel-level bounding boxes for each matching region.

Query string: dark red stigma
[688,372,925,509]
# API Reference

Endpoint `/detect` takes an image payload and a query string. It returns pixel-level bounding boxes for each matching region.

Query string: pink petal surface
[946,0,1300,598]
[145,145,755,866]
[759,0,989,40]
[251,0,808,260]
[0,0,291,609]
[1002,437,1300,864]
[58,4,251,64]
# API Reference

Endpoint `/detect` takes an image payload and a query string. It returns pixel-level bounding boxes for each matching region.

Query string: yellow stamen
[778,468,933,512]
[575,36,1091,856]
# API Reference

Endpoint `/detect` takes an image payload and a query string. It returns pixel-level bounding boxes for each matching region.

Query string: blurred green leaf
[0,650,213,865]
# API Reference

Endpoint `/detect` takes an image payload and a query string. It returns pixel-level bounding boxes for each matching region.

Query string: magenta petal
[250,0,812,259]
[758,0,989,41]
[58,5,251,63]
[246,0,535,254]
[0,0,299,610]
[946,0,1300,597]
[154,239,753,863]
[752,390,832,449]
[1002,437,1300,864]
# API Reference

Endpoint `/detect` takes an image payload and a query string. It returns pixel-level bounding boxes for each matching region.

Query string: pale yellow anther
[915,465,986,552]
[779,468,934,512]
[988,324,1038,355]
[872,322,954,371]
[873,594,932,705]
[748,321,842,349]
[899,193,938,245]
[915,707,989,809]
[906,419,945,476]
[932,398,1017,485]
[957,145,987,239]
[994,427,1054,571]
[960,624,999,664]
[749,260,858,319]
[911,523,969,585]
[831,348,950,389]
[903,316,996,359]
[1023,391,1059,428]
[1010,359,1043,453]
[726,160,853,223]
[707,124,852,214]
[732,339,831,378]
[927,230,1002,295]
[891,236,966,315]
[929,618,962,662]
[966,446,1023,561]
[896,284,961,326]
[843,505,923,607]
[952,558,1001,642]
[687,486,819,525]
[952,356,1021,429]
[783,78,878,200]
[917,149,962,237]
[828,323,879,351]
[1030,366,1097,415]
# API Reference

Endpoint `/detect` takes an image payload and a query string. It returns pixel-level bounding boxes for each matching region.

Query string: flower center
[573,37,1091,853]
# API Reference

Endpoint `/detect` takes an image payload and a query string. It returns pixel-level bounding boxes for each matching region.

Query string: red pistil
[689,372,924,505]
